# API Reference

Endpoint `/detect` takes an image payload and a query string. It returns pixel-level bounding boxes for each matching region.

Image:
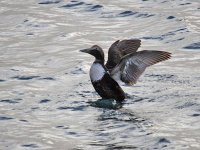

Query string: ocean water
[0,0,200,149]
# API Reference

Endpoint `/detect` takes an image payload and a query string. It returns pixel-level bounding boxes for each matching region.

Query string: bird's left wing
[110,50,171,85]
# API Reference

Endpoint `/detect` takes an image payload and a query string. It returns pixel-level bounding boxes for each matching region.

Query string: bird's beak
[80,48,92,53]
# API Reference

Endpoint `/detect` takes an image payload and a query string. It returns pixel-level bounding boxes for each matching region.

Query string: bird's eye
[93,47,98,51]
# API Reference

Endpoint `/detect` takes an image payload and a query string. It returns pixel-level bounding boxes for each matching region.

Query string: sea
[0,0,200,149]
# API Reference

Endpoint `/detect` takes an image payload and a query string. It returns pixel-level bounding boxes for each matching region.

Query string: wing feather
[111,50,171,85]
[106,39,141,70]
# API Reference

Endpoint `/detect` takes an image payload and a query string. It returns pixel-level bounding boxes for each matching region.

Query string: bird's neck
[94,58,104,65]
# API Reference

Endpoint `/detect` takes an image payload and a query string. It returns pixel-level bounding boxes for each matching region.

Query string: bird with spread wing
[80,39,171,101]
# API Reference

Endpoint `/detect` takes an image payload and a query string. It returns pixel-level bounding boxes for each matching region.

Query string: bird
[80,39,171,102]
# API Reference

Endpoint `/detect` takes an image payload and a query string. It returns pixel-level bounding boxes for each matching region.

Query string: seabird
[80,39,171,102]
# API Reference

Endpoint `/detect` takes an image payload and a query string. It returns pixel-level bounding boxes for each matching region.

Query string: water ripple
[0,116,13,120]
[0,0,200,149]
[61,1,85,8]
[184,42,200,49]
[38,0,62,4]
[21,144,39,148]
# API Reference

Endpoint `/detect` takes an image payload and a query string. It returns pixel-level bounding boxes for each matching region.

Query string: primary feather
[110,50,171,85]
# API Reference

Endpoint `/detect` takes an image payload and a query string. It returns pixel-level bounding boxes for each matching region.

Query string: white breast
[90,63,106,82]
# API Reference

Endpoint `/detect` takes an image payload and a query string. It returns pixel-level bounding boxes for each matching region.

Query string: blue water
[0,0,200,149]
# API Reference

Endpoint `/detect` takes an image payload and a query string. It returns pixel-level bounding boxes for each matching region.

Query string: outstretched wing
[105,39,141,70]
[110,50,171,85]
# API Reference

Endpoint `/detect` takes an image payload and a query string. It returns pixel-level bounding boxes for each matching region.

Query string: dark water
[0,0,200,149]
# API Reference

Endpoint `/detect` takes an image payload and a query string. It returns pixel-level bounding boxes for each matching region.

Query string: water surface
[0,0,200,149]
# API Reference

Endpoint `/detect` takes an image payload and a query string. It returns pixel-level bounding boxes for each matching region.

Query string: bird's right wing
[110,50,171,85]
[105,39,141,70]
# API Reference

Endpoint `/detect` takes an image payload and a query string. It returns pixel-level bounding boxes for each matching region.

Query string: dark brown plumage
[110,50,171,85]
[80,39,171,101]
[106,39,141,70]
[92,73,125,101]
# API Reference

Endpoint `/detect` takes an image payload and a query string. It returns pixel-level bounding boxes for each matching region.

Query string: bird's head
[80,45,104,63]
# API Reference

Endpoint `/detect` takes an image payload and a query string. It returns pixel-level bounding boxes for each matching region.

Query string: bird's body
[89,60,125,102]
[91,70,125,102]
[80,39,171,102]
